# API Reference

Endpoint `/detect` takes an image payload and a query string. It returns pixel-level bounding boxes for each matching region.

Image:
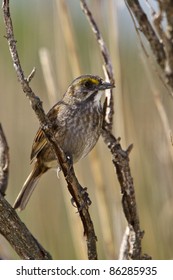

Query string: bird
[13,74,114,210]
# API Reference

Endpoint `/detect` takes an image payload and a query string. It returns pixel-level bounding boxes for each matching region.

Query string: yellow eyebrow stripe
[90,78,99,85]
[81,77,99,85]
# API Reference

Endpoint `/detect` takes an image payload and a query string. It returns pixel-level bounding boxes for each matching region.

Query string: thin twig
[80,0,114,132]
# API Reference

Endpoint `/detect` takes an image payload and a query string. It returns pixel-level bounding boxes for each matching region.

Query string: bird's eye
[84,80,94,89]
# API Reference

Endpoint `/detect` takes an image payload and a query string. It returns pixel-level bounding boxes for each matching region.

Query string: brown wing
[30,101,64,163]
[30,128,47,162]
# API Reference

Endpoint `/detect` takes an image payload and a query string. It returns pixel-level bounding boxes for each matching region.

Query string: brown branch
[102,131,147,259]
[80,0,150,259]
[125,0,173,95]
[0,193,52,259]
[0,124,9,196]
[2,0,97,260]
[125,0,165,67]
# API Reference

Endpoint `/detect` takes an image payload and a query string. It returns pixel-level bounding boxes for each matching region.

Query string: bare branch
[125,0,165,67]
[0,193,52,259]
[0,124,9,196]
[2,0,97,260]
[104,131,145,259]
[80,0,114,132]
[125,0,173,95]
[80,0,148,259]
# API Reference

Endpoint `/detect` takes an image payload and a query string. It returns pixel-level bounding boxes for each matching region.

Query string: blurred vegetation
[0,0,173,259]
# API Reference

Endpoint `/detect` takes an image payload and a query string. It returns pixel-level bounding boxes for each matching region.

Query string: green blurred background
[0,0,173,259]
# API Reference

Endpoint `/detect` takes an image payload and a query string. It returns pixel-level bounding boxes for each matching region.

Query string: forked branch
[2,0,97,260]
[80,0,149,259]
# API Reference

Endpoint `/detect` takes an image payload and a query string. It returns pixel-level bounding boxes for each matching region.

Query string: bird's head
[63,74,115,104]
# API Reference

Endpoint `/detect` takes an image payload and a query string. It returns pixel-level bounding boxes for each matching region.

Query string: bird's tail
[13,163,48,211]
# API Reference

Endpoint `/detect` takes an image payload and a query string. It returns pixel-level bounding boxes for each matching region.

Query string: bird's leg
[70,186,92,212]
[79,187,92,209]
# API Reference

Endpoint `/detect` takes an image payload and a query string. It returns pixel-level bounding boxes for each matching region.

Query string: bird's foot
[71,187,92,212]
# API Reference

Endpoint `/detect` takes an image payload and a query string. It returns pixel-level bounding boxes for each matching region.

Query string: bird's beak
[99,81,115,90]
